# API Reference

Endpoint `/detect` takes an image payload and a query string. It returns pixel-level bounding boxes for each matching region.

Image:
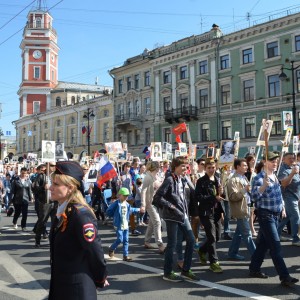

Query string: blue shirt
[251,171,284,213]
[277,163,300,202]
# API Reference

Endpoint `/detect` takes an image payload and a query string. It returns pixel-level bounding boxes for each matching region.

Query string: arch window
[57,119,61,126]
[56,97,61,107]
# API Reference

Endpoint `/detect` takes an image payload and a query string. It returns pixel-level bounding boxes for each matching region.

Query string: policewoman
[49,161,109,300]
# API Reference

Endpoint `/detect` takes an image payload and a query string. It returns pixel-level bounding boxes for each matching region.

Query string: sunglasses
[83,169,89,171]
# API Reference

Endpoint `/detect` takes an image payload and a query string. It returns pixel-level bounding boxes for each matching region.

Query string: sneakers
[249,271,269,279]
[123,256,133,262]
[281,276,299,287]
[227,254,245,261]
[131,229,141,236]
[13,224,18,229]
[181,270,199,281]
[163,271,184,282]
[198,250,207,265]
[144,243,156,249]
[280,236,292,242]
[108,249,114,258]
[209,262,223,273]
[292,240,300,247]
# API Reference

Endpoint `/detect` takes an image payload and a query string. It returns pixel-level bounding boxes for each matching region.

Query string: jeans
[13,200,29,228]
[277,199,300,242]
[4,192,11,210]
[199,215,219,263]
[223,200,231,234]
[249,208,290,281]
[164,218,195,275]
[144,205,163,246]
[228,215,256,257]
[110,229,129,256]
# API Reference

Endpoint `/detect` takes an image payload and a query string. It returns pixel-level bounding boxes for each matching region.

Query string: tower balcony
[164,105,198,124]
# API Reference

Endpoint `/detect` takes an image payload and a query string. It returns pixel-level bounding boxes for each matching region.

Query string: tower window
[36,17,42,28]
[33,101,40,114]
[34,67,40,79]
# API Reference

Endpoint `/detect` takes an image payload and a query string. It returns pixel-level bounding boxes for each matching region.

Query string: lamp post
[83,108,95,156]
[279,60,300,135]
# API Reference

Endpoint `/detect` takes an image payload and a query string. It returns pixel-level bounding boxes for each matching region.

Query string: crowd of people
[0,149,300,297]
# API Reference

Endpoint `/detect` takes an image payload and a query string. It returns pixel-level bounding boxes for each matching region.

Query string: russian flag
[96,156,117,188]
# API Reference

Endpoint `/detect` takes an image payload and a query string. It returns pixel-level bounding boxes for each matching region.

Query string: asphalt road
[0,204,299,300]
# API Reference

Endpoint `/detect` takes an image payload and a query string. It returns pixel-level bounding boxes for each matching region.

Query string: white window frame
[242,115,256,138]
[34,66,41,79]
[33,101,40,114]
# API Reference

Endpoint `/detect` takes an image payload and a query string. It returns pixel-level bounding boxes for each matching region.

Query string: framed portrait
[42,140,56,162]
[174,150,180,158]
[283,127,293,147]
[87,164,98,183]
[167,153,173,161]
[219,140,237,164]
[206,146,215,158]
[55,142,64,158]
[122,143,128,151]
[282,111,293,131]
[105,142,123,155]
[178,143,187,156]
[256,119,273,146]
[163,142,172,153]
[249,146,256,155]
[150,142,162,161]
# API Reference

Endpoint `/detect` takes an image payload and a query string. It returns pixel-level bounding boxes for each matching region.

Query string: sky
[1,0,300,136]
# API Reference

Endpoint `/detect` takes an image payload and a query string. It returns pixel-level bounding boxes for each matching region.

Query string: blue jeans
[249,208,290,280]
[277,199,300,243]
[110,229,129,257]
[228,215,256,257]
[223,200,231,234]
[4,192,11,210]
[164,218,195,275]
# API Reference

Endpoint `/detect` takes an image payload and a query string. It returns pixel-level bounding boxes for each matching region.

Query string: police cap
[54,161,84,183]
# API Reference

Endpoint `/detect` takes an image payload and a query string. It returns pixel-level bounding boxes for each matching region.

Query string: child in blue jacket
[106,187,144,261]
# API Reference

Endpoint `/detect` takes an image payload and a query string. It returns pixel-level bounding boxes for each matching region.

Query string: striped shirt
[251,171,284,213]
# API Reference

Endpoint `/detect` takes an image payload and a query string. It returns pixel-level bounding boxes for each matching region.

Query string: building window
[180,66,187,79]
[44,122,48,129]
[56,96,61,106]
[117,132,122,142]
[144,71,150,86]
[56,131,61,143]
[57,119,61,126]
[135,130,141,145]
[103,123,109,141]
[200,123,209,142]
[34,67,40,79]
[71,128,76,145]
[51,70,54,81]
[33,125,36,131]
[33,136,36,150]
[103,110,109,117]
[23,138,26,152]
[127,76,132,91]
[270,114,282,135]
[33,101,40,114]
[127,101,133,117]
[220,54,230,70]
[163,96,171,112]
[118,103,124,116]
[295,35,300,52]
[268,75,280,97]
[36,17,42,28]
[221,84,231,105]
[118,79,123,93]
[145,128,150,144]
[134,74,140,89]
[267,41,278,58]
[144,97,151,115]
[243,79,254,101]
[163,70,171,84]
[242,48,253,64]
[70,116,75,124]
[163,128,171,143]
[222,120,232,139]
[199,88,208,108]
[199,60,208,75]
[71,96,76,105]
[244,117,255,138]
[135,100,140,115]
[180,93,188,112]
[297,70,300,92]
[44,133,49,140]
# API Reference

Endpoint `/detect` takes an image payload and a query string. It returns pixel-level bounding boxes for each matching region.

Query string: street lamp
[83,108,95,156]
[279,60,300,135]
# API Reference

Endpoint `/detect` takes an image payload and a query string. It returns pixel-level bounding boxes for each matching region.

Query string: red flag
[172,123,187,135]
[82,125,87,134]
[175,135,182,143]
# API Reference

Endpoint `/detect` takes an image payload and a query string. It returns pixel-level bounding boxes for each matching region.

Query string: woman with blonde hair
[141,160,165,253]
[49,161,108,300]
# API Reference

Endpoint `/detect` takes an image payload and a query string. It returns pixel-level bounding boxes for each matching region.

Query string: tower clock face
[33,50,42,59]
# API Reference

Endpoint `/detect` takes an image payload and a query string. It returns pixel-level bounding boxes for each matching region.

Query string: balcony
[115,112,143,129]
[164,105,198,124]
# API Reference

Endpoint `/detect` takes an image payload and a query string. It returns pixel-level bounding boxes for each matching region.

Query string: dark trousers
[35,201,57,243]
[199,215,220,264]
[13,200,29,228]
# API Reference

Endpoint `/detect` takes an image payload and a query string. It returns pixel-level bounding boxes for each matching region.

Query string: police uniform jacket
[49,203,107,300]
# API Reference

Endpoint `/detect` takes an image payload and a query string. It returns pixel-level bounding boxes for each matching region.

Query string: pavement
[0,204,300,300]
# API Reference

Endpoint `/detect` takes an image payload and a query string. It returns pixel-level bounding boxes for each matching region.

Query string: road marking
[105,254,280,300]
[0,251,48,299]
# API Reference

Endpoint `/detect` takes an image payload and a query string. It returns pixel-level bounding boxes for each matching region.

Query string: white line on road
[105,254,280,300]
[0,251,48,300]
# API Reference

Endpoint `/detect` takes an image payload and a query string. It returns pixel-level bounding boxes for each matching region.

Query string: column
[22,94,27,116]
[93,113,97,144]
[46,94,51,110]
[77,111,81,146]
[189,60,196,106]
[46,49,50,80]
[63,115,67,145]
[24,49,29,80]
[154,70,160,114]
[171,65,177,108]
[210,59,216,105]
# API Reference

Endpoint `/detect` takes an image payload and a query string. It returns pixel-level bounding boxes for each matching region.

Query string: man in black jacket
[153,156,198,282]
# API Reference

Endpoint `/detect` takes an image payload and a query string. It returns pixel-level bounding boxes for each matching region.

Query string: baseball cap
[119,187,130,196]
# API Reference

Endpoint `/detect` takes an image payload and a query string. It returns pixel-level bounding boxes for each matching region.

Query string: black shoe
[281,276,299,287]
[34,243,40,248]
[223,233,232,240]
[131,229,141,236]
[42,233,48,240]
[249,271,269,279]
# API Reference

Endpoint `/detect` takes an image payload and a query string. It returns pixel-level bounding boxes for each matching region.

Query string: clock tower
[18,0,59,117]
